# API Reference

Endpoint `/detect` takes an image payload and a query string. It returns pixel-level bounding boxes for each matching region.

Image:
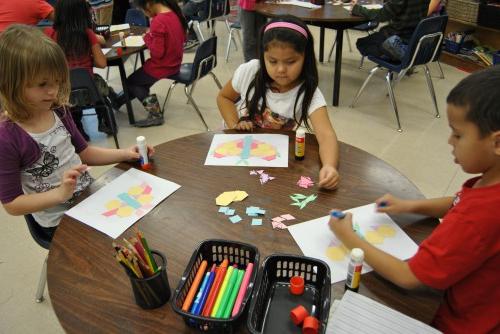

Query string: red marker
[202,259,229,317]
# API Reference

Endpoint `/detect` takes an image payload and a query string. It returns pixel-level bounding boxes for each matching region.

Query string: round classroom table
[47,130,441,333]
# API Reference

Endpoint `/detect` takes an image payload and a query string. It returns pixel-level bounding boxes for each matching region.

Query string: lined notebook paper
[326,291,442,334]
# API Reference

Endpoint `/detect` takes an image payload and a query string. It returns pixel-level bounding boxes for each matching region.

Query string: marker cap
[290,305,309,325]
[290,276,305,295]
[302,315,319,334]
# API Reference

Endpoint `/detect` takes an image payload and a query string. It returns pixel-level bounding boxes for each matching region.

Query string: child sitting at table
[44,0,117,139]
[329,66,500,333]
[217,15,340,189]
[113,0,187,127]
[0,25,154,241]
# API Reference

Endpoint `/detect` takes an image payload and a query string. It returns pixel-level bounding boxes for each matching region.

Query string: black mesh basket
[247,254,331,334]
[172,239,260,333]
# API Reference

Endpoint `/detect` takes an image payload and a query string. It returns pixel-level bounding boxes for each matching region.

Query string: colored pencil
[231,262,254,316]
[182,260,208,311]
[222,269,245,318]
[202,259,228,317]
[211,266,235,317]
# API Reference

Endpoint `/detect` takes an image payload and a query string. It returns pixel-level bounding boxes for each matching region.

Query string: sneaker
[135,94,164,128]
[184,39,199,51]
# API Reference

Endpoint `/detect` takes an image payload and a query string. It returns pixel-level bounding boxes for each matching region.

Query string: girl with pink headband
[217,15,341,190]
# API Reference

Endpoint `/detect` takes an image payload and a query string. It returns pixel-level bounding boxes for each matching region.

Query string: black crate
[172,239,260,333]
[247,254,331,334]
[444,39,464,54]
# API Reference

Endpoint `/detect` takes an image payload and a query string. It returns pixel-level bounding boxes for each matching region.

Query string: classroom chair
[190,0,230,42]
[224,21,242,62]
[161,36,222,131]
[349,15,448,132]
[24,214,51,303]
[125,8,149,71]
[69,68,120,148]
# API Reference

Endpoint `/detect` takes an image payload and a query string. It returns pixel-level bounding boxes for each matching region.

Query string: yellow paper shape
[233,191,248,201]
[128,185,144,196]
[216,192,237,206]
[137,194,153,205]
[365,231,384,244]
[376,225,396,237]
[326,246,347,261]
[117,206,134,217]
[105,199,122,210]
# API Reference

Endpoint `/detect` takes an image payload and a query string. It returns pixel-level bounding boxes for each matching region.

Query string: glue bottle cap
[302,315,319,334]
[136,136,146,145]
[296,128,306,138]
[290,275,305,295]
[290,305,309,325]
[351,248,364,262]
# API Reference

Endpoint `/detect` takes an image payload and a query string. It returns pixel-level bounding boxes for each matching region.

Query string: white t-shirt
[21,112,93,227]
[232,59,326,130]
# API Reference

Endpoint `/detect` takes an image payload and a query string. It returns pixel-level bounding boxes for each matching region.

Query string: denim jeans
[239,9,267,62]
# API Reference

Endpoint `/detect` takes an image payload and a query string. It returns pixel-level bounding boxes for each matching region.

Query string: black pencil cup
[128,250,171,309]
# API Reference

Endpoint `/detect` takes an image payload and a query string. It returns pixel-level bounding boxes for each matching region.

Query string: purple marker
[331,210,346,219]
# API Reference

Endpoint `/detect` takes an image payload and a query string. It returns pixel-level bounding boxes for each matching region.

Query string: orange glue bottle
[295,128,305,161]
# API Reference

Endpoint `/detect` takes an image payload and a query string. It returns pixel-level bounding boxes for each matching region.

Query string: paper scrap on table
[102,48,112,55]
[326,291,442,334]
[267,0,321,9]
[250,169,275,184]
[205,134,289,167]
[343,3,382,10]
[290,193,317,209]
[271,213,296,230]
[251,218,263,226]
[112,36,145,47]
[288,204,418,283]
[297,176,314,189]
[110,23,131,32]
[215,190,248,206]
[246,206,265,216]
[225,208,236,216]
[218,206,229,213]
[230,215,242,224]
[272,221,288,229]
[66,168,180,239]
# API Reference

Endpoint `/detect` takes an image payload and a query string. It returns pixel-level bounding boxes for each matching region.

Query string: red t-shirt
[409,177,500,334]
[44,27,99,74]
[142,11,185,79]
[0,0,53,32]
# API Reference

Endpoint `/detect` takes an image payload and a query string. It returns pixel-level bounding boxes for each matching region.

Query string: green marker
[215,268,239,318]
[222,269,245,318]
[211,266,234,317]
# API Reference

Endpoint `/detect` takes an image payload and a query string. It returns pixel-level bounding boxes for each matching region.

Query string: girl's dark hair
[134,0,188,32]
[53,0,93,59]
[245,15,318,130]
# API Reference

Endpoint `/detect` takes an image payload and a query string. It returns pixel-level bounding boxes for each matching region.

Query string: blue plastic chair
[124,9,149,71]
[350,15,448,132]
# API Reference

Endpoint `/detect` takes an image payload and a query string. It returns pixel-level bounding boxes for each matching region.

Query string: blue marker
[331,210,346,219]
[378,201,388,208]
[193,270,216,315]
[190,272,210,315]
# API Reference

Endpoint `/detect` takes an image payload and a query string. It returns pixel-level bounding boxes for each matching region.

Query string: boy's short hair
[447,66,500,136]
[0,24,70,122]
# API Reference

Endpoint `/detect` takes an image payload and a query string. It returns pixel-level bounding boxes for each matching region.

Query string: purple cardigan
[0,109,88,204]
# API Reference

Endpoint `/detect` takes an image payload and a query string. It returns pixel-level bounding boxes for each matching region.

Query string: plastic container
[247,254,331,334]
[493,51,500,65]
[444,39,463,54]
[172,239,260,333]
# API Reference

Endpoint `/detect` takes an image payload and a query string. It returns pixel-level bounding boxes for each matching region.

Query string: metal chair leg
[35,255,48,303]
[359,56,365,69]
[436,60,445,79]
[424,64,440,118]
[327,34,336,62]
[134,54,139,71]
[350,66,380,107]
[103,99,120,148]
[194,21,205,42]
[161,81,177,112]
[345,30,352,53]
[386,72,402,132]
[184,85,210,131]
[225,28,233,62]
[208,71,223,89]
[105,67,110,81]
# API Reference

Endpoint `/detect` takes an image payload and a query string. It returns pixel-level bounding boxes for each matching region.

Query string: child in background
[217,16,340,189]
[44,0,116,139]
[0,25,154,241]
[114,0,187,127]
[329,67,500,333]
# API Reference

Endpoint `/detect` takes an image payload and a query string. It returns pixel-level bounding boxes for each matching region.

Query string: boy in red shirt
[329,66,500,334]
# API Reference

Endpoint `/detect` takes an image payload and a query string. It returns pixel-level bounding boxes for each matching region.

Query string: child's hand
[125,145,156,161]
[58,165,87,202]
[318,165,340,189]
[234,120,254,131]
[375,194,412,214]
[328,209,355,240]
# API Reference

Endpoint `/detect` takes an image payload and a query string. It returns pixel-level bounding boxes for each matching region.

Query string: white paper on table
[110,23,131,32]
[344,3,382,10]
[288,204,418,284]
[102,48,111,55]
[66,168,181,239]
[204,134,289,167]
[112,36,145,47]
[326,291,442,334]
[277,0,322,9]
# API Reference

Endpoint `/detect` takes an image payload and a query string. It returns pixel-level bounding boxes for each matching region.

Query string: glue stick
[345,248,364,292]
[119,31,126,48]
[136,136,150,170]
[295,128,305,160]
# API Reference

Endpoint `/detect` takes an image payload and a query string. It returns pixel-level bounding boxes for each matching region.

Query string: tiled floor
[0,24,468,333]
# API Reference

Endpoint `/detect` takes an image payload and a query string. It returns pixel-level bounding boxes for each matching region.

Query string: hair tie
[264,22,308,39]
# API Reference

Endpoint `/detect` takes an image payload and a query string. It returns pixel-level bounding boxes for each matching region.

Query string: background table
[255,2,366,106]
[48,130,441,333]
[105,26,148,125]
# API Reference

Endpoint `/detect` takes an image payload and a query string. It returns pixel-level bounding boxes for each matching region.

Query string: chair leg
[424,64,440,118]
[35,255,48,303]
[161,82,177,112]
[105,67,110,82]
[208,71,223,89]
[134,54,139,71]
[194,21,205,42]
[225,28,233,62]
[103,100,120,148]
[350,66,380,108]
[345,30,352,53]
[436,60,445,79]
[327,33,337,62]
[386,71,402,132]
[184,85,210,131]
[359,56,365,69]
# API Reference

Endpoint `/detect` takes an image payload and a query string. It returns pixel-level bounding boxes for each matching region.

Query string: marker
[211,266,235,317]
[193,265,216,315]
[190,271,210,314]
[330,210,346,219]
[136,136,151,170]
[231,262,254,316]
[202,259,229,317]
[378,201,388,208]
[222,269,245,318]
[182,260,208,311]
[215,266,239,318]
